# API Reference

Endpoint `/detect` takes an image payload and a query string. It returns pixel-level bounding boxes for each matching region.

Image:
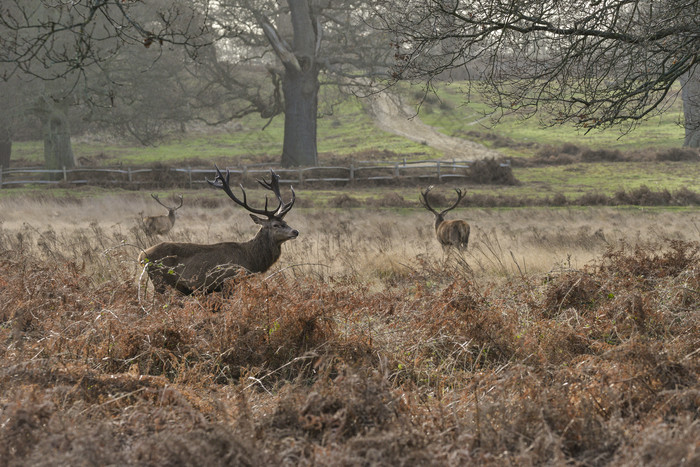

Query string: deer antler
[441,188,466,215]
[207,166,295,219]
[420,186,439,215]
[258,170,296,218]
[151,193,184,211]
[420,186,465,215]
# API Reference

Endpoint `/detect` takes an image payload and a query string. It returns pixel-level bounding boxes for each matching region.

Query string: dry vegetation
[1,193,699,466]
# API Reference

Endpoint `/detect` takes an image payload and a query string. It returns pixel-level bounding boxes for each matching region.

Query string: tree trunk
[34,96,76,176]
[0,126,10,169]
[680,66,700,148]
[281,64,320,167]
[267,0,320,167]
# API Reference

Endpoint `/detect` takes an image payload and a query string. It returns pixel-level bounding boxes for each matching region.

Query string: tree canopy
[373,0,700,146]
[1,1,392,166]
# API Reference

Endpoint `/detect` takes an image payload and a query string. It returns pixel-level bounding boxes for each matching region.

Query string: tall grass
[2,194,698,285]
[1,195,699,465]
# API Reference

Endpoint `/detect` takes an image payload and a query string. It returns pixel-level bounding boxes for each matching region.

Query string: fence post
[0,165,3,188]
[298,169,304,187]
[128,167,133,183]
[188,167,192,189]
[349,164,355,185]
[394,162,400,179]
[437,161,441,181]
[62,166,67,182]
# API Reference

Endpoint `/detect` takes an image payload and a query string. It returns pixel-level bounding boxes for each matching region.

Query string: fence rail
[0,159,510,189]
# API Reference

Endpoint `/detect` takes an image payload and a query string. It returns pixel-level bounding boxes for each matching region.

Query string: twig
[243,351,320,391]
[80,387,148,415]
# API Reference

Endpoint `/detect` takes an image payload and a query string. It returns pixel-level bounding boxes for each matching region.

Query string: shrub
[581,148,622,162]
[655,148,699,161]
[468,158,519,185]
[328,194,361,208]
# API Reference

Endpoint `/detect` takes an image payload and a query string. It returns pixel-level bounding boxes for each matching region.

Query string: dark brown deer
[420,186,470,250]
[138,167,298,294]
[143,194,183,235]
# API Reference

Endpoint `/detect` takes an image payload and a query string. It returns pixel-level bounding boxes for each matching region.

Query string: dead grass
[1,194,699,465]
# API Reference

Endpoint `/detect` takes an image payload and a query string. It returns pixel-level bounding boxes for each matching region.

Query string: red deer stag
[138,167,298,294]
[420,186,470,250]
[143,194,183,235]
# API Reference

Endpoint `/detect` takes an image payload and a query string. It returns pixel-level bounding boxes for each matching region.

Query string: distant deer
[143,194,183,235]
[420,186,470,250]
[138,167,298,295]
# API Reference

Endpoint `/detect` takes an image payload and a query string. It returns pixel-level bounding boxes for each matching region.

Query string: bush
[328,194,362,208]
[581,148,622,162]
[655,148,699,162]
[468,158,519,185]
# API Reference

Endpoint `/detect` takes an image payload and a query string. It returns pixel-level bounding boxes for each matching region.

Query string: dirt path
[365,91,503,160]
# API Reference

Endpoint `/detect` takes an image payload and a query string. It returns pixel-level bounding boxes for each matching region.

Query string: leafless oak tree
[373,0,700,147]
[1,1,392,167]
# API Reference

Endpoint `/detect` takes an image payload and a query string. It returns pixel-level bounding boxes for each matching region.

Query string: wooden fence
[0,159,510,189]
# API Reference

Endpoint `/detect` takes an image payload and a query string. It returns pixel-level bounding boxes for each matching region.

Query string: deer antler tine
[276,185,296,218]
[207,165,222,187]
[420,186,439,214]
[258,170,279,191]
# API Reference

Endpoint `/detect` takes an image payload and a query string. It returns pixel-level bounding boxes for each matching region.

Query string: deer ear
[250,214,265,225]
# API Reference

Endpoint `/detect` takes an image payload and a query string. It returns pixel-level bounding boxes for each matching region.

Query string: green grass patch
[412,82,687,156]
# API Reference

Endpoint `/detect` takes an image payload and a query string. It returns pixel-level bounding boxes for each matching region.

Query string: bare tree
[373,0,700,147]
[1,1,391,166]
[188,0,391,166]
[139,167,298,294]
[85,44,197,146]
[0,1,211,165]
[0,71,32,169]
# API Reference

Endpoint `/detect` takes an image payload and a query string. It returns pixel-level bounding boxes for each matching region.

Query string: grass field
[408,81,688,153]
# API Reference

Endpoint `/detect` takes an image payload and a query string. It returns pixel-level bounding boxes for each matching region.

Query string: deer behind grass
[143,194,183,235]
[420,186,470,250]
[139,167,298,295]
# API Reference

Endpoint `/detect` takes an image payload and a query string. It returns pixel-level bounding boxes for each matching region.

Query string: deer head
[207,165,298,244]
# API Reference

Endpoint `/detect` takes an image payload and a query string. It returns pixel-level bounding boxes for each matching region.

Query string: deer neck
[244,228,283,272]
[434,214,445,231]
[168,211,176,224]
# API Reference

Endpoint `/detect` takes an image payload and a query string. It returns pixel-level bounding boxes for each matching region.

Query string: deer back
[437,220,470,249]
[143,215,175,235]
